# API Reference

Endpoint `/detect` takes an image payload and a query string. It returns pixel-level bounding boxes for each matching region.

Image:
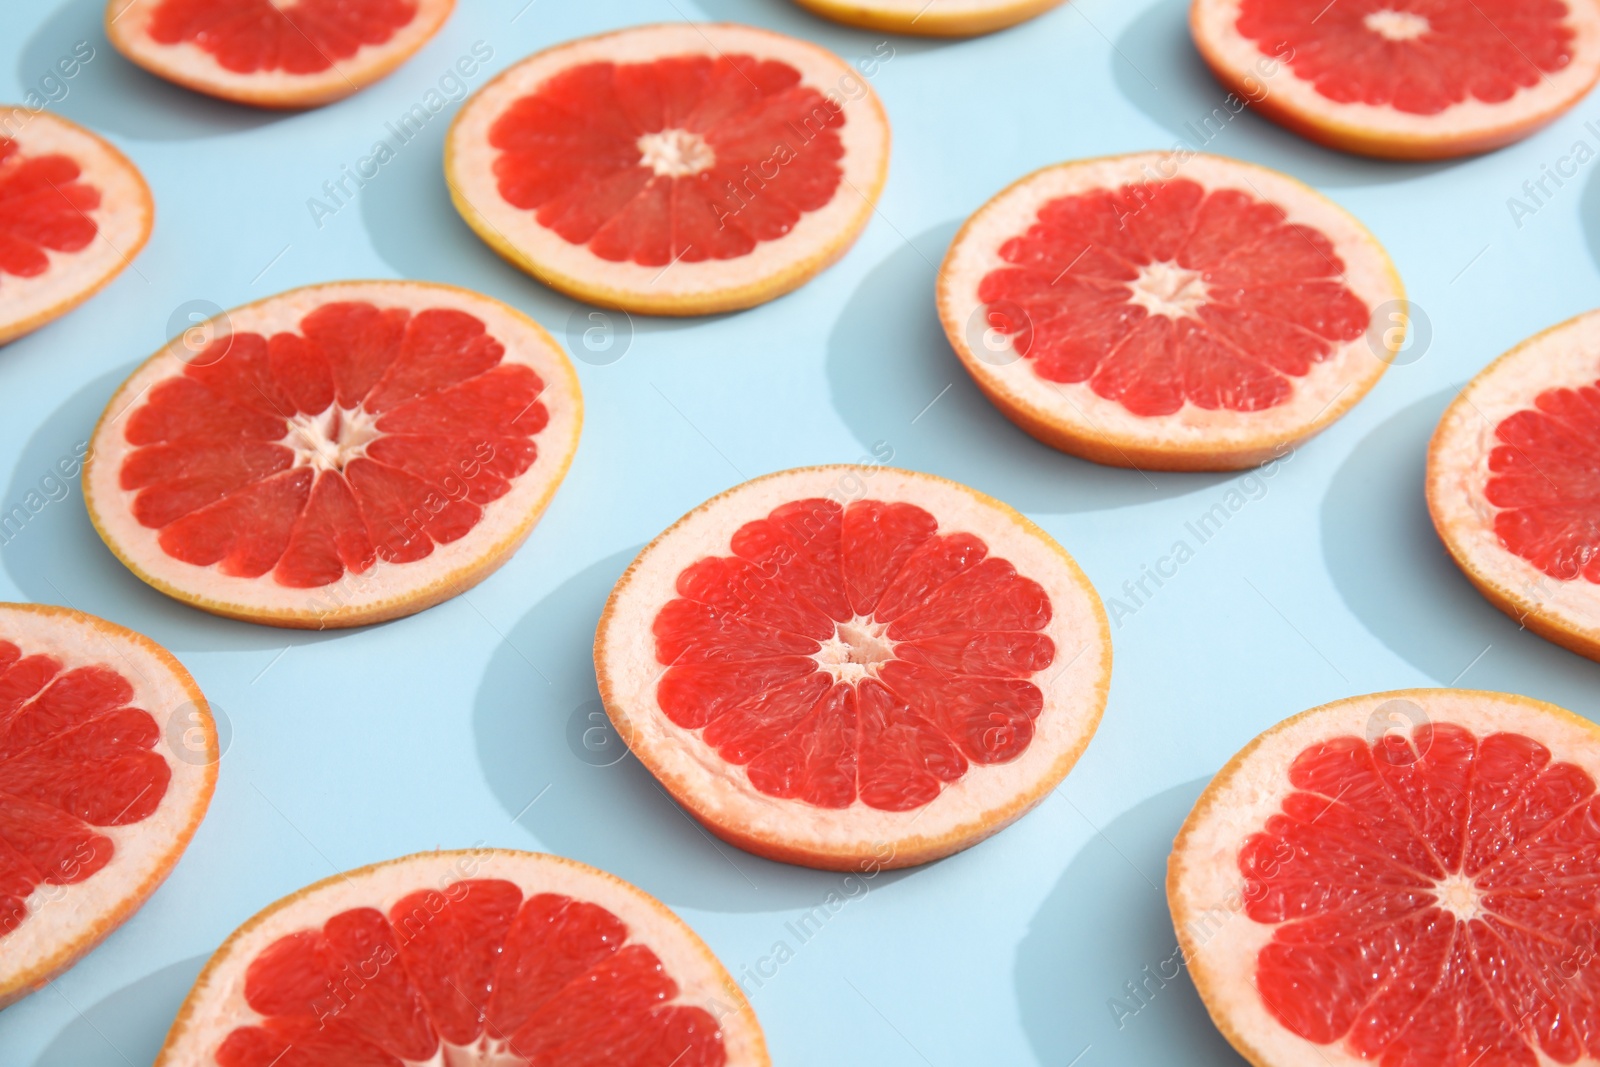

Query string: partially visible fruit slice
[0,111,152,346]
[1192,0,1600,159]
[154,849,766,1067]
[787,0,1063,37]
[1429,309,1600,662]
[445,23,890,316]
[105,0,455,108]
[0,602,215,1009]
[84,280,582,629]
[1170,688,1600,1067]
[939,152,1403,471]
[595,465,1111,870]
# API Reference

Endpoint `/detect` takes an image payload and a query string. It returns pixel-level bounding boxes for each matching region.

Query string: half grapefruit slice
[1192,0,1600,159]
[105,0,455,109]
[787,0,1063,36]
[0,111,152,346]
[1428,309,1600,663]
[0,602,215,1009]
[84,280,582,629]
[595,465,1111,870]
[154,849,767,1067]
[939,152,1403,471]
[445,23,890,316]
[1171,688,1600,1067]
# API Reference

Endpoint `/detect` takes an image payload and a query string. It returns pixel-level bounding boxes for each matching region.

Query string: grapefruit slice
[787,0,1063,37]
[83,280,582,629]
[938,152,1403,471]
[1170,688,1600,1067]
[1428,309,1600,663]
[594,465,1111,870]
[444,23,891,316]
[154,849,767,1067]
[105,0,455,109]
[0,111,153,346]
[0,602,215,1009]
[1192,0,1600,159]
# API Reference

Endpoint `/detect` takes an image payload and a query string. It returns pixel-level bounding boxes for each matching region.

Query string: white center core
[1434,872,1483,922]
[283,407,379,473]
[637,128,715,178]
[1365,10,1430,41]
[814,617,895,684]
[1128,261,1209,319]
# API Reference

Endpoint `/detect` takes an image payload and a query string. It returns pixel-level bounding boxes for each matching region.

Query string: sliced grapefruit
[105,0,455,109]
[594,465,1111,870]
[1429,309,1600,663]
[938,152,1403,471]
[0,111,152,346]
[1192,0,1600,159]
[154,849,767,1067]
[444,23,890,316]
[1170,688,1600,1067]
[84,280,582,629]
[0,602,215,1009]
[787,0,1064,37]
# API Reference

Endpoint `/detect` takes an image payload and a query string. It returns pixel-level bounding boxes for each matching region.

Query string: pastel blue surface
[3,1,1600,1064]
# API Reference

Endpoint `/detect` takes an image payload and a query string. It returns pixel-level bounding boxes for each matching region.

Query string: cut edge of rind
[786,0,1067,38]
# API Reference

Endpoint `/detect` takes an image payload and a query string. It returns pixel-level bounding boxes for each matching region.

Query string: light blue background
[3,0,1599,1063]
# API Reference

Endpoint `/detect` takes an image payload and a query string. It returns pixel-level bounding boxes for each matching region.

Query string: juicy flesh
[1237,0,1575,115]
[146,0,419,75]
[117,301,550,590]
[652,497,1056,812]
[0,138,100,283]
[1241,722,1600,1066]
[215,879,726,1067]
[489,53,846,267]
[0,637,168,939]
[979,177,1370,417]
[1486,377,1600,584]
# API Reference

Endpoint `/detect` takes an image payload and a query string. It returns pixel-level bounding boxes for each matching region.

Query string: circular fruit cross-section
[1192,0,1600,159]
[1170,689,1600,1067]
[0,603,215,1009]
[1429,309,1600,663]
[105,0,455,108]
[595,466,1111,870]
[445,23,890,316]
[0,111,152,346]
[787,0,1063,36]
[84,280,582,629]
[939,152,1403,471]
[155,849,767,1067]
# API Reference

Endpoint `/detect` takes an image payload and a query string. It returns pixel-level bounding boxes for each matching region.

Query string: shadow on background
[34,955,206,1066]
[1321,390,1599,708]
[827,221,1227,513]
[0,366,349,654]
[1582,165,1600,273]
[473,549,905,912]
[19,0,285,141]
[1016,778,1245,1066]
[1111,0,1452,189]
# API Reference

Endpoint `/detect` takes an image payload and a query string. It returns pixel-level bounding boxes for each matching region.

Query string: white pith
[104,0,455,107]
[1192,0,1600,149]
[0,112,151,346]
[939,153,1400,460]
[1428,309,1600,643]
[83,281,583,626]
[637,129,715,178]
[445,23,889,309]
[814,616,895,684]
[596,466,1111,866]
[1129,260,1210,319]
[154,851,768,1067]
[1432,872,1482,923]
[0,604,215,1003]
[283,405,380,473]
[1170,690,1600,1067]
[1364,10,1429,42]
